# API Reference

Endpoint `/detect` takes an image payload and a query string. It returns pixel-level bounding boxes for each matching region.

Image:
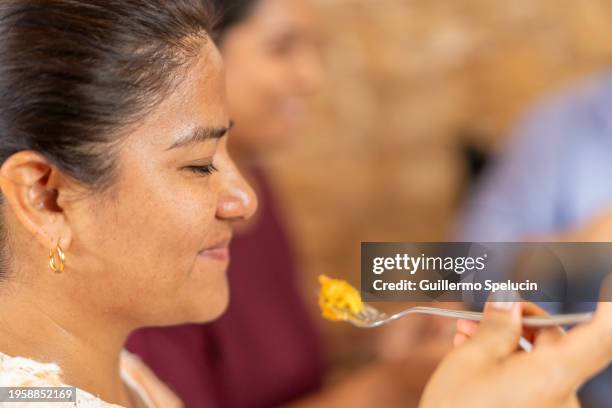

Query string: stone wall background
[264,0,612,361]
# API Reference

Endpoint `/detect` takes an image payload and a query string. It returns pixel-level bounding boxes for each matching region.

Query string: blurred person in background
[128,0,443,407]
[457,73,612,407]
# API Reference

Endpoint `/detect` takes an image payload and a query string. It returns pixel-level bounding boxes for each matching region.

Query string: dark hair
[210,0,259,42]
[0,0,215,277]
[0,0,214,189]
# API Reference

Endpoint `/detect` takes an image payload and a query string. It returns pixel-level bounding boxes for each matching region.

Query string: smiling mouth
[198,238,231,261]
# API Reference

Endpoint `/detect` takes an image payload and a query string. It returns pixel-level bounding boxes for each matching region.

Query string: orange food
[318,275,364,321]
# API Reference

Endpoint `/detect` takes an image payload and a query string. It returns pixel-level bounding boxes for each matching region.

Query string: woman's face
[221,0,321,155]
[65,40,257,327]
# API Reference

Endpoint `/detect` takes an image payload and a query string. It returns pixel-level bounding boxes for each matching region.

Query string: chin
[185,283,230,324]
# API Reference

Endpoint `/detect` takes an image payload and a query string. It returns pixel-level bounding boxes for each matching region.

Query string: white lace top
[0,350,183,407]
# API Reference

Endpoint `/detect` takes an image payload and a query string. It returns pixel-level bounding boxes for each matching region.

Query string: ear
[0,151,73,250]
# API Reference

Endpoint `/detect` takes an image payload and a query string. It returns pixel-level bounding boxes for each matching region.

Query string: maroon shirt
[126,168,324,408]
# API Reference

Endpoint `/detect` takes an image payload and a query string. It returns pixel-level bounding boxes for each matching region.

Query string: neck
[0,280,134,407]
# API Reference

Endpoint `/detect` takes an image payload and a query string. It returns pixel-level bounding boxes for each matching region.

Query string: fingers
[467,295,522,360]
[456,319,479,336]
[455,302,564,349]
[454,319,479,346]
[520,302,565,346]
[520,301,549,316]
[545,276,612,388]
[453,332,468,346]
[548,308,612,388]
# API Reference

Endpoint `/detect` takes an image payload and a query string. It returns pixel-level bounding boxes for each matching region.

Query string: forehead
[177,40,227,120]
[168,39,228,128]
[127,39,229,148]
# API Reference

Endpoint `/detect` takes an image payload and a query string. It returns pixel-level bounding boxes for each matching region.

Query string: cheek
[72,172,224,323]
[118,182,217,289]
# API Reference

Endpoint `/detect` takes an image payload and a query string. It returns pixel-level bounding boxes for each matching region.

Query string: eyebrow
[166,121,234,150]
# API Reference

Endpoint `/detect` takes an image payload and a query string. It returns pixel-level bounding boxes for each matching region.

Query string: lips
[198,236,232,262]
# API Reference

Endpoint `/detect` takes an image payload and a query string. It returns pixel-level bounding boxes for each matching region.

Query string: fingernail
[489,290,521,310]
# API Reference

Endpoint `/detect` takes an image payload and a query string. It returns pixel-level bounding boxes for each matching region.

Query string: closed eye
[185,164,218,176]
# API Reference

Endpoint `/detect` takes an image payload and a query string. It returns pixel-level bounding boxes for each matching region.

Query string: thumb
[469,290,522,361]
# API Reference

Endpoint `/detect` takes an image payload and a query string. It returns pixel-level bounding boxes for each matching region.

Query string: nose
[216,161,258,222]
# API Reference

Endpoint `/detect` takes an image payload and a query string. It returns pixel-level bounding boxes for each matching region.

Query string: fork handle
[392,307,593,328]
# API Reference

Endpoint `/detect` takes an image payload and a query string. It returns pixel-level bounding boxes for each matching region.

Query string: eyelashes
[185,163,218,176]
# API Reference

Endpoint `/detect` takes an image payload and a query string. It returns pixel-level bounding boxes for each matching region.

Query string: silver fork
[336,304,594,352]
[338,304,593,329]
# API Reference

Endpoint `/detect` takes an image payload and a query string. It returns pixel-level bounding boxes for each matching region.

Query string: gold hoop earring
[49,244,65,273]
